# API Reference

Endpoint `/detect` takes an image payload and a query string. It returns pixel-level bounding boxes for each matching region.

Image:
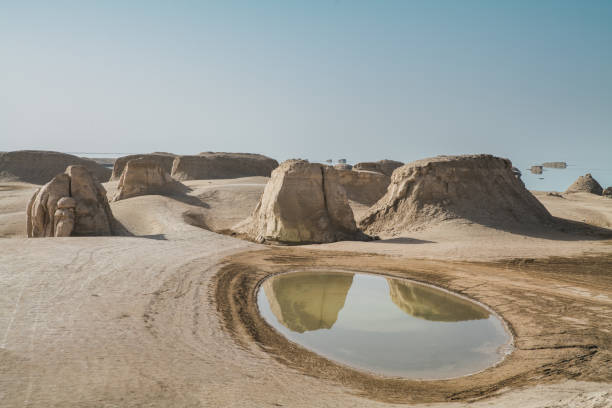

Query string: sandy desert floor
[1,178,611,407]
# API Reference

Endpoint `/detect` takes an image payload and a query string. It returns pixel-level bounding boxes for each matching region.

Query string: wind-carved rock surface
[110,153,177,181]
[171,152,278,181]
[26,165,115,237]
[0,150,111,184]
[603,187,612,198]
[326,168,390,207]
[236,160,367,244]
[360,154,553,235]
[565,173,604,195]
[113,158,188,201]
[353,160,403,176]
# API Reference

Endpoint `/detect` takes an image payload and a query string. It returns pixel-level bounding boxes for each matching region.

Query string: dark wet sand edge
[212,247,612,404]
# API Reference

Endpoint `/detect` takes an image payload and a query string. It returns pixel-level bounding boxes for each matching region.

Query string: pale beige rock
[326,168,390,207]
[360,154,553,236]
[171,152,278,181]
[353,161,383,173]
[27,174,71,237]
[530,165,543,174]
[66,165,114,236]
[603,187,612,198]
[565,173,603,195]
[110,153,177,181]
[113,158,187,201]
[0,150,111,184]
[237,160,363,244]
[377,159,404,176]
[333,163,353,171]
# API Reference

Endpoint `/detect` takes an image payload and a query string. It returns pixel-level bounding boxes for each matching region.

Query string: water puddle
[257,271,512,379]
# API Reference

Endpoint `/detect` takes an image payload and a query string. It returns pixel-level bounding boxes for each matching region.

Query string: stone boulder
[0,150,111,184]
[171,152,278,181]
[359,155,553,235]
[27,165,114,237]
[565,174,603,195]
[112,158,188,201]
[110,153,176,181]
[237,160,365,244]
[603,187,612,198]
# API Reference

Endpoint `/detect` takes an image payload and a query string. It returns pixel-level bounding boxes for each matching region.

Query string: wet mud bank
[212,248,612,404]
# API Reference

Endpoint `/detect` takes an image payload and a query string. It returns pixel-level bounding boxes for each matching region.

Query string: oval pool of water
[257,271,512,379]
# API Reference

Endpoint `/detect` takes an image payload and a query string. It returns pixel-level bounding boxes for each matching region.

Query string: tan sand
[1,178,611,407]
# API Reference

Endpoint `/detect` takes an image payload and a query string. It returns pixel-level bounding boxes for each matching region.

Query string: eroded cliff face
[110,153,177,181]
[113,158,188,201]
[27,165,114,237]
[238,160,366,244]
[387,280,489,322]
[170,152,278,181]
[360,154,553,235]
[262,272,354,333]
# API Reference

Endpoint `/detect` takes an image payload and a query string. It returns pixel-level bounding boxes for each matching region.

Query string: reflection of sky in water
[258,272,511,379]
[514,161,612,192]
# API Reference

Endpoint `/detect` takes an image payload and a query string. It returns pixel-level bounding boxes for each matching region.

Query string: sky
[1,0,611,167]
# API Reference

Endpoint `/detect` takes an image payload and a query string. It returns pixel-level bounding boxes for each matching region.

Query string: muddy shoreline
[213,248,611,404]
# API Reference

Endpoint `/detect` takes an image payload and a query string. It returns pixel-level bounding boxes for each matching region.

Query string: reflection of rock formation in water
[387,280,489,322]
[263,272,354,333]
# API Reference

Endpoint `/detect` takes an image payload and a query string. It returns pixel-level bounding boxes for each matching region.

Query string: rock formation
[0,150,111,184]
[110,153,176,181]
[387,280,489,322]
[603,187,612,198]
[530,165,543,174]
[542,162,567,169]
[353,162,382,173]
[262,272,354,333]
[27,165,114,237]
[333,163,353,171]
[112,158,188,201]
[170,152,278,181]
[353,160,403,176]
[237,160,365,244]
[359,155,553,235]
[326,168,390,207]
[565,174,604,195]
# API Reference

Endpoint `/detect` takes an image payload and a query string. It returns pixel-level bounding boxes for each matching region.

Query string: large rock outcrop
[237,160,364,244]
[170,152,278,181]
[360,155,553,235]
[326,169,390,207]
[27,165,114,237]
[110,153,176,181]
[262,272,354,333]
[0,150,111,184]
[565,173,603,195]
[112,158,188,201]
[353,159,403,176]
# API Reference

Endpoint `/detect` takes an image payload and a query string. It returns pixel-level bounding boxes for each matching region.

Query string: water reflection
[258,271,511,378]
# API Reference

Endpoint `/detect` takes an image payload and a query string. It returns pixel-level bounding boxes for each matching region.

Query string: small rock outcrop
[171,152,278,181]
[110,153,176,181]
[326,168,390,207]
[353,162,383,174]
[565,174,603,195]
[27,165,114,237]
[0,150,111,184]
[334,163,353,171]
[359,155,553,235]
[353,160,403,176]
[112,159,188,201]
[530,165,543,174]
[542,162,567,169]
[237,160,364,244]
[603,187,612,198]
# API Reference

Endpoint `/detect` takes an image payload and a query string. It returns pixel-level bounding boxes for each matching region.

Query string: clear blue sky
[1,1,611,166]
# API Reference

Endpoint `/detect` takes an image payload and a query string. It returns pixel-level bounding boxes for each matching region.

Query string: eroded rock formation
[326,168,390,207]
[353,160,403,176]
[0,150,111,184]
[113,158,188,201]
[171,152,278,181]
[360,155,553,235]
[565,173,604,195]
[603,187,612,198]
[262,272,354,332]
[27,165,114,237]
[542,162,567,169]
[237,160,365,244]
[530,165,543,174]
[110,153,177,181]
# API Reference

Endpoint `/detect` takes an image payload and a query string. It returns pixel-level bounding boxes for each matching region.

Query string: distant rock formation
[359,155,553,235]
[326,168,390,207]
[110,153,177,181]
[333,163,353,171]
[112,158,188,201]
[27,165,115,237]
[542,162,567,169]
[603,187,612,198]
[237,160,366,244]
[171,152,278,181]
[262,272,354,333]
[353,162,382,174]
[353,160,403,177]
[387,280,489,322]
[0,150,111,184]
[565,174,603,195]
[530,165,543,174]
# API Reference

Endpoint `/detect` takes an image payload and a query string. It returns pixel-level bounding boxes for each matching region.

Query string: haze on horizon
[1,1,611,166]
